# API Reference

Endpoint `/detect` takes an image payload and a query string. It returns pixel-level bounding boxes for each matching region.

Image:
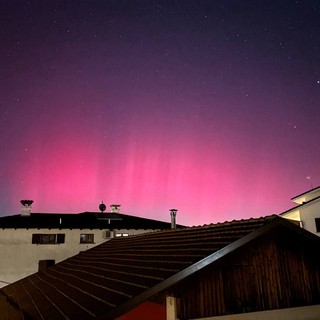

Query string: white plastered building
[0,201,180,288]
[281,186,320,236]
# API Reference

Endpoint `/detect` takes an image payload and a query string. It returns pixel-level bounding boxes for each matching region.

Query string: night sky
[1,1,320,226]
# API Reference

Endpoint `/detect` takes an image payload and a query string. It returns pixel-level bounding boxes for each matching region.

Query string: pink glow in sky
[1,1,320,226]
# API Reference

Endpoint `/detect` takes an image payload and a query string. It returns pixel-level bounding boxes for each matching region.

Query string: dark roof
[0,212,181,230]
[1,215,317,320]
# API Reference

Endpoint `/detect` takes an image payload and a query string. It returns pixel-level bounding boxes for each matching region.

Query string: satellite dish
[99,201,106,212]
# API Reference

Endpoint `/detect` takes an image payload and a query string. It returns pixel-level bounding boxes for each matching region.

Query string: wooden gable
[171,225,320,319]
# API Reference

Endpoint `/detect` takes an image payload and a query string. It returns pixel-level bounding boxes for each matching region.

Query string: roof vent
[170,209,177,229]
[20,200,33,216]
[99,201,106,212]
[110,204,121,213]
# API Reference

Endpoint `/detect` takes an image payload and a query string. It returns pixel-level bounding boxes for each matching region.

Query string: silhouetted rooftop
[0,211,182,230]
[1,215,315,319]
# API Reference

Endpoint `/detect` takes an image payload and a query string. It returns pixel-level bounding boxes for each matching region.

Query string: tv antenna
[306,176,313,189]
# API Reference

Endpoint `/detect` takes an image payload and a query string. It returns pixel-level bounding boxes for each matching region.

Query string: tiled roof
[0,215,303,320]
[0,212,179,230]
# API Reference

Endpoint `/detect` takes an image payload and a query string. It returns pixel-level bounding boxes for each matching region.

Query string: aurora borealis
[1,1,320,226]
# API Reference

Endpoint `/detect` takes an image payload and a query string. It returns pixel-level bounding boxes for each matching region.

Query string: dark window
[38,260,55,272]
[80,234,94,243]
[32,234,65,244]
[41,234,56,244]
[57,234,65,243]
[315,218,320,232]
[32,234,41,244]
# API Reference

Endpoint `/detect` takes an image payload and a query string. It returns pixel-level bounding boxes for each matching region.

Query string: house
[1,215,319,319]
[0,200,181,288]
[280,186,320,236]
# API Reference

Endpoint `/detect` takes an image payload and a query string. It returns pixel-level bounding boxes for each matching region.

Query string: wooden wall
[173,227,320,319]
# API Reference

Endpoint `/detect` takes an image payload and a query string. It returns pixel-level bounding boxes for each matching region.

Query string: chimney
[20,200,33,216]
[170,209,177,229]
[110,204,121,213]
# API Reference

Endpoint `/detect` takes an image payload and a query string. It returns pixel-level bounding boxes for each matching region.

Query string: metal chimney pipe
[170,209,177,229]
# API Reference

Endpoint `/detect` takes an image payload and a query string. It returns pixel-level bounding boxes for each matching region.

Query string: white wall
[191,304,320,320]
[299,198,320,235]
[0,228,157,288]
[282,198,320,237]
[292,188,320,204]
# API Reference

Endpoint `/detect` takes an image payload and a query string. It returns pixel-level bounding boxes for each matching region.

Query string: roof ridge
[112,215,279,239]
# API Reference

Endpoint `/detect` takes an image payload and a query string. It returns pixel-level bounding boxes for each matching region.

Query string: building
[1,215,319,319]
[281,186,320,236]
[0,201,181,288]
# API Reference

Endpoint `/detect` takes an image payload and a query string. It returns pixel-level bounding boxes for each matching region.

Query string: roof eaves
[275,215,320,243]
[280,195,320,216]
[0,289,32,320]
[98,216,294,320]
[291,186,320,201]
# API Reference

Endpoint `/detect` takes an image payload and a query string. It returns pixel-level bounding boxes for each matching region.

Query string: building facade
[281,186,320,236]
[0,201,179,287]
[1,216,320,319]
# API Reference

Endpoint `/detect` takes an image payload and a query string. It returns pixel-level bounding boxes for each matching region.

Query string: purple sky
[1,1,320,226]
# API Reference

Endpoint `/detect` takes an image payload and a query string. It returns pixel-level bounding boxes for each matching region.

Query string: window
[32,234,65,244]
[38,259,55,272]
[315,218,320,232]
[80,234,94,243]
[115,233,129,237]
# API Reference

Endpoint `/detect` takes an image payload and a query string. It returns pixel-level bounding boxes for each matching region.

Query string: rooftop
[280,195,320,217]
[1,215,312,319]
[291,185,320,204]
[0,211,181,230]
